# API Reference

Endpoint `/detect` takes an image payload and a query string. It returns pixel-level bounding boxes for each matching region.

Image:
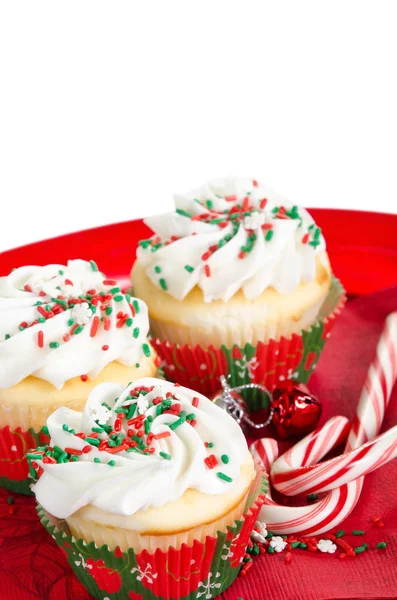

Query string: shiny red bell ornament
[211,376,321,440]
[271,381,322,439]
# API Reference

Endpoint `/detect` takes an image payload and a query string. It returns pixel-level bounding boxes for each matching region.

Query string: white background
[1,0,396,252]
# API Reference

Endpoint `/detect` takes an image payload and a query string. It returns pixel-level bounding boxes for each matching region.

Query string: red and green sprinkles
[139,187,322,283]
[10,269,148,362]
[28,384,235,487]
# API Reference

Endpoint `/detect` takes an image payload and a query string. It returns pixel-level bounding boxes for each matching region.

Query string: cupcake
[31,377,266,600]
[0,259,157,494]
[131,177,345,402]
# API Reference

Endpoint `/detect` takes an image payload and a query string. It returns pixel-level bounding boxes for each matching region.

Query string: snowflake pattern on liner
[131,564,158,585]
[197,572,222,599]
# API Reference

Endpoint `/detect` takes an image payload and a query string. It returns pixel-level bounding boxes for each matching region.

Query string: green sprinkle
[352,530,365,536]
[335,530,345,538]
[221,454,229,464]
[169,417,185,430]
[92,426,104,433]
[162,399,172,407]
[38,317,46,323]
[156,405,163,416]
[62,424,69,431]
[176,208,192,218]
[299,543,307,549]
[159,278,167,291]
[45,304,52,312]
[142,343,151,357]
[109,287,121,294]
[58,269,64,275]
[154,266,161,274]
[144,419,151,435]
[52,298,67,307]
[138,239,151,249]
[267,545,275,554]
[125,293,131,303]
[307,493,318,501]
[19,325,25,331]
[4,334,10,340]
[207,442,214,448]
[133,300,140,313]
[127,404,137,419]
[105,306,113,315]
[90,260,99,272]
[291,541,301,548]
[49,342,60,348]
[133,327,140,338]
[135,363,140,368]
[108,460,116,466]
[377,542,387,549]
[85,437,100,447]
[184,265,194,273]
[42,426,49,435]
[159,451,171,460]
[107,440,117,447]
[67,318,75,326]
[265,229,274,242]
[217,472,233,483]
[114,295,123,302]
[206,199,213,209]
[73,326,84,335]
[126,318,133,327]
[94,458,101,463]
[354,545,367,554]
[101,402,111,410]
[7,496,14,505]
[58,452,68,463]
[186,413,196,421]
[27,453,41,459]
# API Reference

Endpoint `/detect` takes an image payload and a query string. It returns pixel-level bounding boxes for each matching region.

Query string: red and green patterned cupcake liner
[151,277,345,411]
[0,424,49,495]
[37,465,266,600]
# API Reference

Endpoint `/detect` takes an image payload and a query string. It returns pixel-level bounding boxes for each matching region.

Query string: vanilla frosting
[137,177,326,302]
[30,377,251,519]
[0,260,151,389]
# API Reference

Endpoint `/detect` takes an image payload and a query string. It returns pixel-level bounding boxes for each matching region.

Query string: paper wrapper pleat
[37,464,266,600]
[151,278,345,411]
[0,424,49,495]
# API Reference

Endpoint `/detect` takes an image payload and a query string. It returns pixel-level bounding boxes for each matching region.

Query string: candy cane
[254,312,397,535]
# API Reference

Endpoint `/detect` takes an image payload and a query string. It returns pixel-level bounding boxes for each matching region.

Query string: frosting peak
[29,377,250,519]
[0,259,151,389]
[137,177,326,302]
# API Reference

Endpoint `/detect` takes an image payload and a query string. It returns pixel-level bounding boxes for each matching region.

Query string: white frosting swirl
[137,177,326,302]
[0,260,151,389]
[30,377,250,519]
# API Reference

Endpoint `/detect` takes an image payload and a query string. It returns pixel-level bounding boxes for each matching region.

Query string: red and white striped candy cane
[253,312,397,535]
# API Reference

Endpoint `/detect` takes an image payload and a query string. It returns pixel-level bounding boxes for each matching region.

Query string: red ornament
[271,381,322,439]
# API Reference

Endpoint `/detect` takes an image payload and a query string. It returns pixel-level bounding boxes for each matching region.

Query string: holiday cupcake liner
[0,424,49,495]
[151,277,346,411]
[37,464,267,600]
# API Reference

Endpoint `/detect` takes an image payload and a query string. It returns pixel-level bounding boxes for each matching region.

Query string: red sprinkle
[225,195,236,202]
[114,418,122,433]
[64,279,74,286]
[82,445,92,454]
[153,431,171,440]
[99,440,108,451]
[37,330,44,348]
[189,419,197,427]
[102,345,109,351]
[24,284,32,292]
[242,196,250,212]
[81,374,88,382]
[252,179,258,187]
[103,317,111,331]
[75,432,86,439]
[39,291,46,297]
[201,251,212,261]
[192,397,199,408]
[260,198,267,209]
[302,233,309,244]
[65,448,83,456]
[284,551,292,564]
[204,264,211,277]
[103,279,117,286]
[106,443,129,454]
[42,456,56,464]
[204,454,218,469]
[238,251,245,259]
[90,316,100,337]
[37,305,49,318]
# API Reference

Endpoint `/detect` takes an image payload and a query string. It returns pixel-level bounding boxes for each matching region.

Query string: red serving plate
[1,209,397,600]
[2,209,397,295]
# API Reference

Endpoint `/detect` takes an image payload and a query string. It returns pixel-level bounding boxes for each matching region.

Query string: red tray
[2,209,397,295]
[1,209,397,600]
